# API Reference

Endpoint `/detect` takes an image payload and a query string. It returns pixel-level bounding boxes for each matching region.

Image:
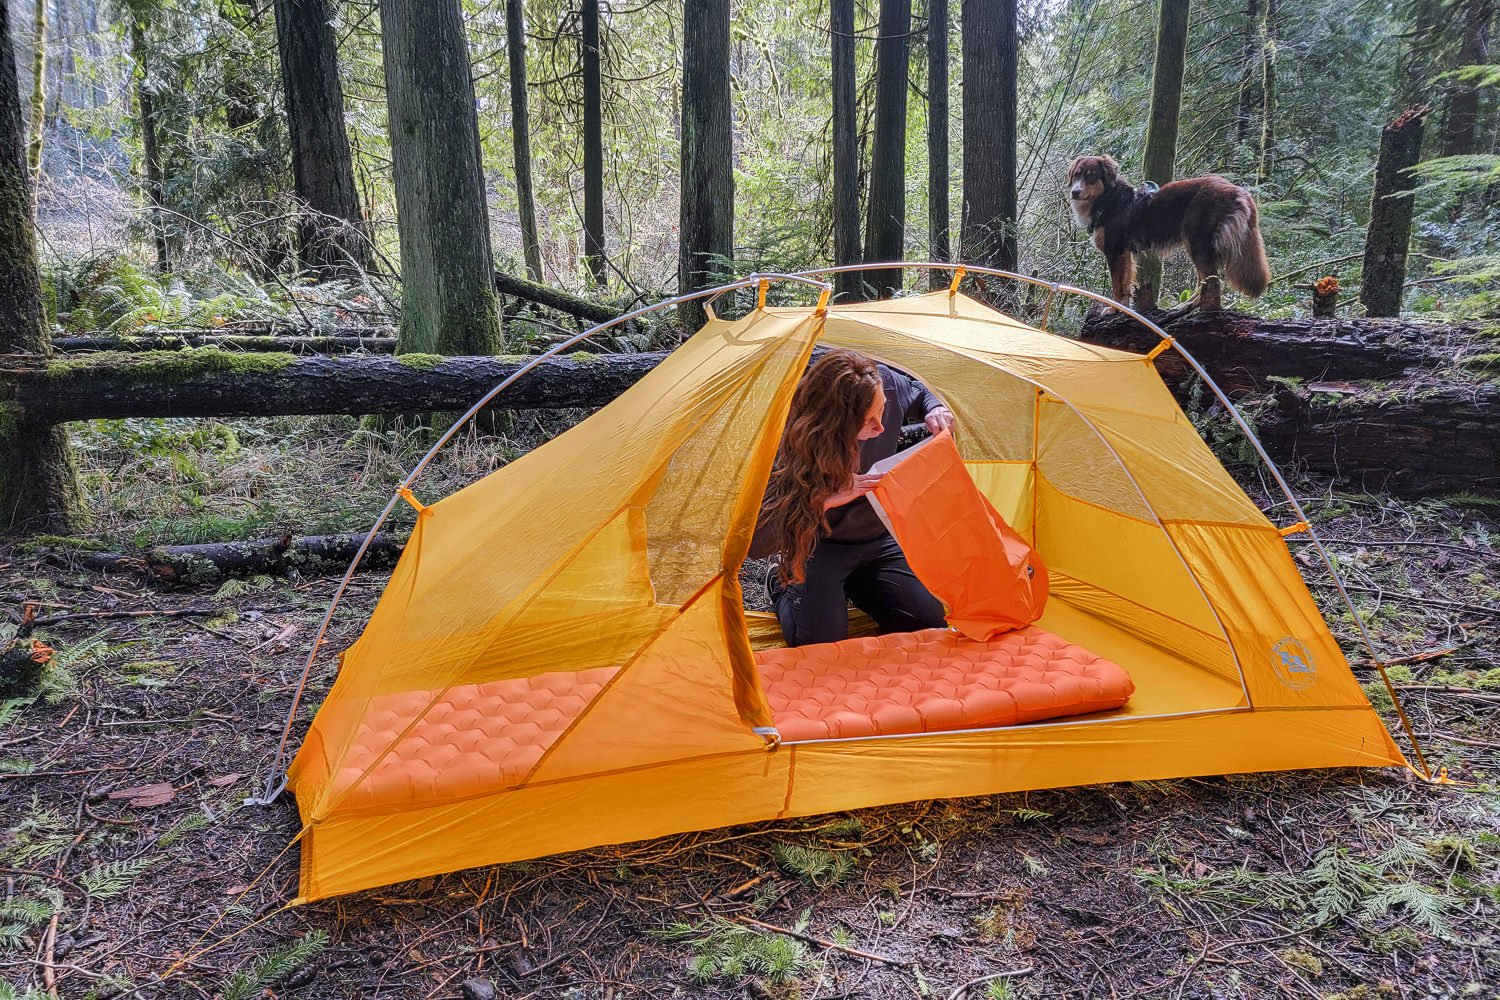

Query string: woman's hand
[824,472,884,509]
[925,406,956,435]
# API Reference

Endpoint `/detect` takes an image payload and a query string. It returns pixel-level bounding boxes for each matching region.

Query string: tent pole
[254,274,833,805]
[789,261,1437,780]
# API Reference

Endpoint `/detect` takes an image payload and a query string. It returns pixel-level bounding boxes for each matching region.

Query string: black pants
[770,533,947,647]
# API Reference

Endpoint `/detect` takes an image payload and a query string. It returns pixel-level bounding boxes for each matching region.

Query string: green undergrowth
[45,348,297,383]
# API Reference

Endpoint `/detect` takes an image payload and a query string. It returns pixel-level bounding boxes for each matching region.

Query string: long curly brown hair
[758,350,881,584]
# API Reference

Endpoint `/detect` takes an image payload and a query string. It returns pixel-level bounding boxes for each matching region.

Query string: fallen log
[1258,380,1500,496]
[51,333,397,354]
[41,531,408,585]
[1076,308,1475,394]
[493,270,620,324]
[3,349,666,424]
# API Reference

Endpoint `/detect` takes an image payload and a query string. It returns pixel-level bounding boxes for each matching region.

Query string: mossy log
[43,531,407,585]
[50,332,397,354]
[1075,308,1474,394]
[493,270,619,324]
[2,348,666,423]
[1257,381,1500,496]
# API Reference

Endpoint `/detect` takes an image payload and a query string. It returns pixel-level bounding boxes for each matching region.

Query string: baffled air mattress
[328,627,1131,811]
[755,627,1134,742]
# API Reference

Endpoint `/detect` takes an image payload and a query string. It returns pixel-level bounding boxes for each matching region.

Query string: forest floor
[1,414,1497,1000]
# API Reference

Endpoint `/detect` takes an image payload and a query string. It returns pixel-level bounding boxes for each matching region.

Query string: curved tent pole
[791,261,1435,780]
[253,273,835,805]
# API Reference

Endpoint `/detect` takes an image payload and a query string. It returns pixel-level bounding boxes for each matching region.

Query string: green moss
[393,353,445,370]
[45,349,297,384]
[569,350,601,365]
[0,401,21,438]
[15,534,110,554]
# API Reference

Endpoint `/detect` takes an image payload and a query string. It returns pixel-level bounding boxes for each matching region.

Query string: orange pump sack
[870,429,1049,640]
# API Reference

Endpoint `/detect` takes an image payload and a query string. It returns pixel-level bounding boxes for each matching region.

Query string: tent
[283,280,1407,902]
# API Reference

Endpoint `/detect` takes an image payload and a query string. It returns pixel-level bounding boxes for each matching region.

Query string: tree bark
[581,0,606,285]
[49,532,408,585]
[862,0,911,297]
[1257,0,1277,185]
[1440,0,1493,158]
[0,0,79,533]
[128,16,169,275]
[961,0,1018,274]
[1076,308,1472,394]
[4,350,667,424]
[1361,106,1429,318]
[25,0,44,194]
[1232,0,1261,154]
[926,0,949,291]
[678,0,734,328]
[507,0,544,282]
[379,0,502,355]
[831,0,861,300]
[1135,0,1191,310]
[273,0,372,278]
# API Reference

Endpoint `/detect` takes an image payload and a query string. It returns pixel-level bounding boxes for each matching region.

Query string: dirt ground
[2,427,1497,999]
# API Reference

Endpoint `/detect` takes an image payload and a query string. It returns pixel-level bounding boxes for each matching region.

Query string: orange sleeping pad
[756,627,1133,742]
[871,428,1048,640]
[329,628,1130,810]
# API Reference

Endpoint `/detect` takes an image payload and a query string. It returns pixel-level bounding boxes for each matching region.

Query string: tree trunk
[927,0,949,291]
[0,0,79,533]
[507,0,544,282]
[273,0,372,278]
[1135,0,1191,310]
[380,0,502,355]
[862,0,911,297]
[1361,106,1429,318]
[1257,0,1277,185]
[677,0,734,328]
[47,332,397,354]
[25,0,44,194]
[1400,0,1445,107]
[960,0,1018,275]
[831,0,861,300]
[581,0,606,285]
[1232,0,1261,153]
[1440,0,1493,158]
[3,350,667,423]
[128,17,169,275]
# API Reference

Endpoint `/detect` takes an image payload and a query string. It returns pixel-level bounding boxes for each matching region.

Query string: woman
[750,349,955,647]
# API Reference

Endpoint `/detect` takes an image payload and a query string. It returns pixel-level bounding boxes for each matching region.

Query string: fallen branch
[493,270,619,324]
[945,968,1035,1000]
[41,532,408,585]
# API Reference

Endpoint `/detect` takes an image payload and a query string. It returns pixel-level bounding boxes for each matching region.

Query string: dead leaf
[223,884,250,895]
[207,773,243,787]
[108,782,175,808]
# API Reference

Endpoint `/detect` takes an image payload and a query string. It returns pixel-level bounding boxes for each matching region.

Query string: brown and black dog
[1067,155,1271,314]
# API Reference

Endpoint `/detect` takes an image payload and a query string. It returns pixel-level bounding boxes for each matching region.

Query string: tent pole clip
[398,487,432,517]
[1278,521,1310,537]
[753,726,783,751]
[1145,337,1175,362]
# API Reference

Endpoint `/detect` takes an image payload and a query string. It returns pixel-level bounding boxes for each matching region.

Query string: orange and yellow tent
[286,289,1404,901]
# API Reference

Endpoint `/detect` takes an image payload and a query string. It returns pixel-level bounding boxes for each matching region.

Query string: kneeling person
[751,349,953,647]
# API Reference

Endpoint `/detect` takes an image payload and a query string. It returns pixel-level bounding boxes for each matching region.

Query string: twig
[733,916,908,966]
[42,913,59,998]
[1352,646,1460,670]
[945,967,1034,1000]
[30,607,219,626]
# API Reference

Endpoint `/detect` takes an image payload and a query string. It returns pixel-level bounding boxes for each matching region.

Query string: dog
[1067,155,1271,315]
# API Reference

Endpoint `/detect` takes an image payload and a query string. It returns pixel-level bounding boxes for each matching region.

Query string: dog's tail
[1215,195,1271,298]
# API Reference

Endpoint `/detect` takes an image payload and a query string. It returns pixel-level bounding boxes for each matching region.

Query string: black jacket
[750,364,945,557]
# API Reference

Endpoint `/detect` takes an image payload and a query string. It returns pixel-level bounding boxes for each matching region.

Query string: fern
[772,843,854,887]
[1306,846,1377,926]
[214,574,274,599]
[218,931,328,1000]
[79,856,159,901]
[156,812,212,848]
[1362,880,1453,938]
